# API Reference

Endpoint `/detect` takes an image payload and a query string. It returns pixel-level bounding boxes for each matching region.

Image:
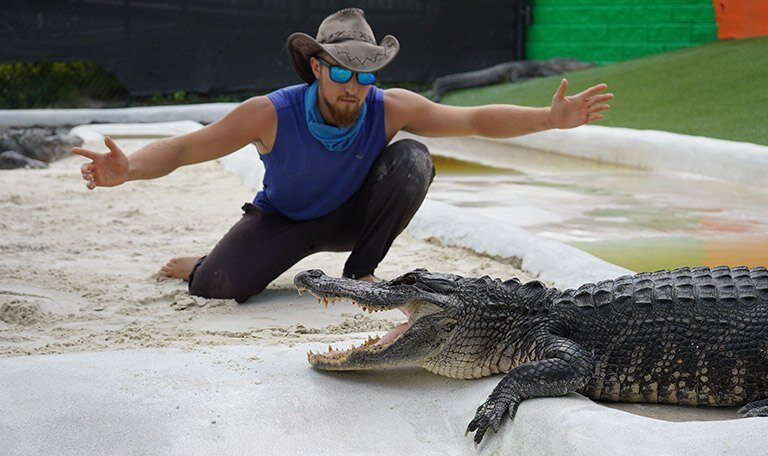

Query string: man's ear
[310,57,321,80]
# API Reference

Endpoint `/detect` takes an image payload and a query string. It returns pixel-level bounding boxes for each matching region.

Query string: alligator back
[553,266,768,406]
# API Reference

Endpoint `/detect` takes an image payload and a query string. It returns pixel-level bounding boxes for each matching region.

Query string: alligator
[430,58,595,102]
[294,266,768,444]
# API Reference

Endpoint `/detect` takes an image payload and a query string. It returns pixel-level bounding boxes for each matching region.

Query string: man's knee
[378,139,435,189]
[189,262,267,304]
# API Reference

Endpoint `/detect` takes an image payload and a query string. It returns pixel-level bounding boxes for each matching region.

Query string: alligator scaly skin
[553,266,768,406]
[295,266,768,443]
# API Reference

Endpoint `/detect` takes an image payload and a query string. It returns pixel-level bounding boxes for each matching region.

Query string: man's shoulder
[382,87,426,103]
[237,95,277,115]
[267,84,308,110]
[382,88,431,114]
[230,96,277,128]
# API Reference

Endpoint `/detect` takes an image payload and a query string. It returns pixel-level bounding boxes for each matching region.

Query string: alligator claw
[466,397,521,444]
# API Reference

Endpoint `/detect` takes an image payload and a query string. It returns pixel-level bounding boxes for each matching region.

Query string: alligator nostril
[294,270,325,286]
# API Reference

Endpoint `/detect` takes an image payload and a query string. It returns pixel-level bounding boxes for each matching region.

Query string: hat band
[320,30,376,45]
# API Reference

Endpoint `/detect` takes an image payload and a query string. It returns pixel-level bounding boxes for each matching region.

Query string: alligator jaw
[294,269,409,313]
[305,331,404,370]
[304,309,439,371]
[298,291,415,369]
[294,269,439,370]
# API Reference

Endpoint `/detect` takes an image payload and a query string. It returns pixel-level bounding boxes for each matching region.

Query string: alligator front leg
[466,336,595,444]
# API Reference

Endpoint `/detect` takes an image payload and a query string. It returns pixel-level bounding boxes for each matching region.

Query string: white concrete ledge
[494,125,768,187]
[410,200,633,289]
[2,345,764,456]
[70,120,205,143]
[0,103,237,127]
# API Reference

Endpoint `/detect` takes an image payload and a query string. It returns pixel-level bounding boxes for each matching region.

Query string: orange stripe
[713,0,768,39]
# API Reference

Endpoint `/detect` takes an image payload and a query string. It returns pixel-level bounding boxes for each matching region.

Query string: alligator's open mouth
[295,288,419,366]
[293,270,450,370]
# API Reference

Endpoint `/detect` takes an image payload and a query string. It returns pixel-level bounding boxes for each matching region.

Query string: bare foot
[158,256,201,281]
[357,273,382,283]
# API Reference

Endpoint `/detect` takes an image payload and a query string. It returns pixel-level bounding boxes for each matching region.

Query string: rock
[172,296,196,311]
[0,150,48,169]
[0,127,83,163]
[0,301,44,325]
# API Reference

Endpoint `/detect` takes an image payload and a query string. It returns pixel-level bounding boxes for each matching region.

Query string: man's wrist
[126,160,140,182]
[542,107,557,131]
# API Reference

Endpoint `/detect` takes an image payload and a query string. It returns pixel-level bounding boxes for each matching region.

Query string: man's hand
[72,136,129,190]
[549,79,613,129]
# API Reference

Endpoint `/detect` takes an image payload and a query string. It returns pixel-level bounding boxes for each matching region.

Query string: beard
[318,86,363,128]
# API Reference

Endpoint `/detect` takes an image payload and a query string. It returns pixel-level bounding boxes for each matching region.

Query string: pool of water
[429,153,768,272]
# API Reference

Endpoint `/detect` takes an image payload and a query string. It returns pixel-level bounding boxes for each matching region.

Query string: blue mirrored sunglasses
[317,59,377,85]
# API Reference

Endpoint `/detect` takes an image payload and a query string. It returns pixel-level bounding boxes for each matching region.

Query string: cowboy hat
[287,8,400,84]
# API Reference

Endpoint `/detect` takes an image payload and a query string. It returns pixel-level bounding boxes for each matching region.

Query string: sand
[0,138,532,358]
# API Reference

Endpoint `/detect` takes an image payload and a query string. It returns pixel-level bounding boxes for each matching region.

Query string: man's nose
[343,79,359,94]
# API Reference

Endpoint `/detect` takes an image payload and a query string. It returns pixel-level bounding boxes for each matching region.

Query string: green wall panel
[527,0,718,64]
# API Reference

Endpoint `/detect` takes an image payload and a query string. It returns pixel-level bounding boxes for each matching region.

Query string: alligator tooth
[363,335,380,346]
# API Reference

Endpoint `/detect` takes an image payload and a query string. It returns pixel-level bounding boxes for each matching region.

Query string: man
[73,8,612,303]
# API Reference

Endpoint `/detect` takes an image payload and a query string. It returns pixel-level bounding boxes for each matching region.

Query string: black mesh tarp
[1,1,520,95]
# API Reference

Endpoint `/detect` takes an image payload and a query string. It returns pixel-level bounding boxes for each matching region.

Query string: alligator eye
[401,272,419,285]
[419,277,458,294]
[441,320,457,332]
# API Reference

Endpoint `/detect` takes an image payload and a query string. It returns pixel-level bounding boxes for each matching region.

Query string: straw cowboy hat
[287,8,400,84]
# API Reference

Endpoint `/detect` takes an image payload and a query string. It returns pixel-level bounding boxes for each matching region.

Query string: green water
[571,237,706,272]
[429,154,768,273]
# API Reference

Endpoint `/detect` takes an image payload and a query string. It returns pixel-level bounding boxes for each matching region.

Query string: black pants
[188,139,435,303]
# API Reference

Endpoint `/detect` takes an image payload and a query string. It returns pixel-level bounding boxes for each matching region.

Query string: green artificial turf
[441,36,768,146]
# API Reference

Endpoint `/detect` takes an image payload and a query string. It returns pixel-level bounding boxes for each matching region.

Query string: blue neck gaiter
[303,81,367,152]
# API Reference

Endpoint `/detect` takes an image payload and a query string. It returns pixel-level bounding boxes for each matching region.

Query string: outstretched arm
[72,96,276,190]
[384,79,612,140]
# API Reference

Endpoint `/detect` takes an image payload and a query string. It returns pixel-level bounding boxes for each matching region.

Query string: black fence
[1,0,524,107]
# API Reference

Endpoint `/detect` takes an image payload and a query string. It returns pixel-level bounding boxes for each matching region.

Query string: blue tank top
[254,84,387,221]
